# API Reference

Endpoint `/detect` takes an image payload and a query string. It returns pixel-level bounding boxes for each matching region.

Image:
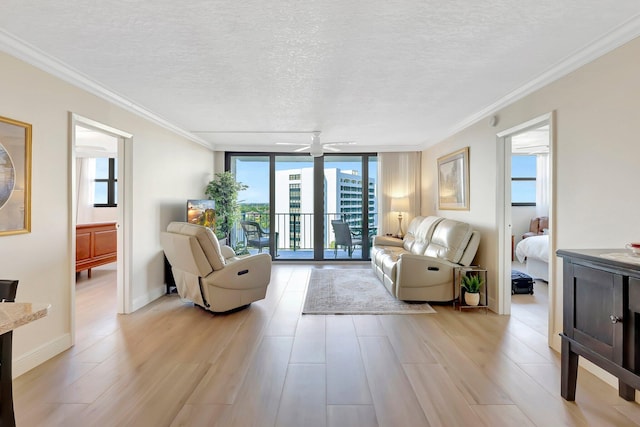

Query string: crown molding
[0,29,212,150]
[422,15,640,150]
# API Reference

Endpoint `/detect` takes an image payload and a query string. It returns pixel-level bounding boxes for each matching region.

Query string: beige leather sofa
[371,216,480,302]
[161,222,272,312]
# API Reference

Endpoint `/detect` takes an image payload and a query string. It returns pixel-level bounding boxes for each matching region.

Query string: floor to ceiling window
[227,153,377,261]
[228,155,277,258]
[274,155,315,260]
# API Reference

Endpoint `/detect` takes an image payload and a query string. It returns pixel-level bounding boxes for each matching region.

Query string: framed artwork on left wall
[0,115,32,236]
[437,147,469,210]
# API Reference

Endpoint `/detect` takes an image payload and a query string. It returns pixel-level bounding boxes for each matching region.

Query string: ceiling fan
[276,131,355,157]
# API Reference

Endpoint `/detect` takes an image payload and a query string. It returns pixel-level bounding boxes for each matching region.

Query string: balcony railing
[231,212,378,259]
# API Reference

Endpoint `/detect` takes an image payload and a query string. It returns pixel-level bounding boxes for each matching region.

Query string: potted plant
[205,172,248,243]
[461,274,483,306]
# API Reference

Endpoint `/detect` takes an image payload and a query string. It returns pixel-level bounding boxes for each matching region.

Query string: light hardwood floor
[13,264,640,427]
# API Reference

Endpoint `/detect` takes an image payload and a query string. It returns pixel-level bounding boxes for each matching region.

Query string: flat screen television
[187,199,216,229]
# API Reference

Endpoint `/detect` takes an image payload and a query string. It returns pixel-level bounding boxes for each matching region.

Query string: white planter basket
[464,292,480,306]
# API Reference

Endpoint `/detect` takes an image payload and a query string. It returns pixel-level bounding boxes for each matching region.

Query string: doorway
[70,114,132,345]
[496,112,556,344]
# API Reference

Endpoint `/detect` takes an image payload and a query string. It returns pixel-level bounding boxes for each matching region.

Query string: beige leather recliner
[161,222,272,312]
[371,216,480,302]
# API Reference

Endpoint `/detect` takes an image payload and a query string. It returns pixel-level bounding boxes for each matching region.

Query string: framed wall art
[437,147,469,210]
[0,115,32,236]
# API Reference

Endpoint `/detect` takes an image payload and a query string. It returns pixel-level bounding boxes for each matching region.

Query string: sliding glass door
[324,155,377,260]
[229,155,277,258]
[228,153,377,261]
[274,156,315,260]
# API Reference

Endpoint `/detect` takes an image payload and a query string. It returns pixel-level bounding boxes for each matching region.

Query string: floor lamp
[390,197,410,238]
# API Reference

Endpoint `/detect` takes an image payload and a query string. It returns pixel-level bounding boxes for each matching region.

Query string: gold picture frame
[0,115,32,236]
[437,147,469,210]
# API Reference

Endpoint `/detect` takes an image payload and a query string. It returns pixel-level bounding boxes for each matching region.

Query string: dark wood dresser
[76,222,117,278]
[557,249,640,401]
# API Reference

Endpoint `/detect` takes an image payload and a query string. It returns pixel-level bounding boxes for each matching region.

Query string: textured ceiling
[0,1,639,153]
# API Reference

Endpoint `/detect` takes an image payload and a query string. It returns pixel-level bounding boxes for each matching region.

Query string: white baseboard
[13,333,72,378]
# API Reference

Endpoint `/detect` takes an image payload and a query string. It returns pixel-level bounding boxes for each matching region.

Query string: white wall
[512,205,537,248]
[91,206,118,223]
[421,36,640,372]
[0,51,214,376]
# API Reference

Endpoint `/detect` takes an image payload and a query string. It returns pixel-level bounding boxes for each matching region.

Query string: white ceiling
[512,125,549,155]
[1,1,639,153]
[75,126,118,158]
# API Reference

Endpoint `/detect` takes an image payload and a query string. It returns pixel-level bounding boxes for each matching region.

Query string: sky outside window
[94,157,110,204]
[234,157,377,204]
[512,155,536,204]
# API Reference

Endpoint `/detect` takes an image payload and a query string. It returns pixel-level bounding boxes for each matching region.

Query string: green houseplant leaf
[204,172,248,241]
[461,274,483,293]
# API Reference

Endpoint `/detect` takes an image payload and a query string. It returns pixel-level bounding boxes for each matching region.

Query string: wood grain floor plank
[455,339,590,426]
[185,307,272,405]
[352,315,385,336]
[15,403,88,427]
[409,315,513,405]
[13,357,99,405]
[326,316,372,405]
[275,364,326,427]
[358,336,430,426]
[215,336,294,427]
[170,404,229,427]
[436,308,550,365]
[614,405,640,426]
[379,315,437,364]
[403,363,488,427]
[264,290,304,337]
[290,314,326,363]
[76,362,209,426]
[518,361,640,426]
[471,404,536,427]
[12,265,638,427]
[327,405,378,427]
[287,269,311,293]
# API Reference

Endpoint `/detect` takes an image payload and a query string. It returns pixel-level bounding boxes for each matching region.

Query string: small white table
[0,302,49,427]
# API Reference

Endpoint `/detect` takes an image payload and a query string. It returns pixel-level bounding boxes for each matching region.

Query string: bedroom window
[512,155,536,206]
[94,157,117,207]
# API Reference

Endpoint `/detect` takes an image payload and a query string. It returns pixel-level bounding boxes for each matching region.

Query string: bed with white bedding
[515,234,549,281]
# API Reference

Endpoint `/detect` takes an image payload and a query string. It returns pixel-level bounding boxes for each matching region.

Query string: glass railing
[232,211,378,259]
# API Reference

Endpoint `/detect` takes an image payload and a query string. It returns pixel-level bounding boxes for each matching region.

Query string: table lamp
[390,196,410,238]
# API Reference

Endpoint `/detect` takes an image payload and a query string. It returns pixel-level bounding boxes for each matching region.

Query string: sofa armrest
[373,235,404,247]
[396,254,457,288]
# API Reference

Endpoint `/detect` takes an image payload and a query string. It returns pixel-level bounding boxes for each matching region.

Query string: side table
[453,266,488,312]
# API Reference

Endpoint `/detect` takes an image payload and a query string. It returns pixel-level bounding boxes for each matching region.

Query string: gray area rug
[302,268,437,315]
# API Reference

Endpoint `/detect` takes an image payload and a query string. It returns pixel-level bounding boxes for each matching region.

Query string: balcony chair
[241,220,277,256]
[331,220,363,258]
[161,222,271,313]
[240,220,269,252]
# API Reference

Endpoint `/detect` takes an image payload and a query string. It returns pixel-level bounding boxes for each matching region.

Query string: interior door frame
[70,113,133,343]
[496,112,556,345]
